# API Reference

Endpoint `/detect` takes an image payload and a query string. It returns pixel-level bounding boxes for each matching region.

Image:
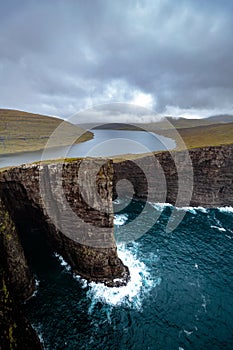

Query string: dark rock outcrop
[0,158,130,348]
[0,198,35,302]
[0,145,232,348]
[0,159,129,287]
[0,199,42,349]
[113,145,233,207]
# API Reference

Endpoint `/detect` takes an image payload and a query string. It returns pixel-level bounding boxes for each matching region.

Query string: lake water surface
[0,129,175,168]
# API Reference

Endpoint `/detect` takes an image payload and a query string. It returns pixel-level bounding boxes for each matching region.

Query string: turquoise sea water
[23,200,233,350]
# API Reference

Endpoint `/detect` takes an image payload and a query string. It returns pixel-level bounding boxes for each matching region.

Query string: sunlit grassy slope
[0,109,93,155]
[155,122,233,149]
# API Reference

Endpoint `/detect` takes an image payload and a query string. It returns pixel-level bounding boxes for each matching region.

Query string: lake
[0,129,175,168]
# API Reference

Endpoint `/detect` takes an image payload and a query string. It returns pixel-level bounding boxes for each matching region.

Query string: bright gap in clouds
[164,105,233,119]
[130,92,155,110]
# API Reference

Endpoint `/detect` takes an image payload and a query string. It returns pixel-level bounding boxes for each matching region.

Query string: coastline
[0,143,232,348]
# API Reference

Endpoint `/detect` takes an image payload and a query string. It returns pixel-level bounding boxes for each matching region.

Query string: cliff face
[0,159,130,349]
[0,159,129,288]
[0,145,232,348]
[0,199,42,349]
[0,145,232,296]
[0,199,35,301]
[113,145,233,207]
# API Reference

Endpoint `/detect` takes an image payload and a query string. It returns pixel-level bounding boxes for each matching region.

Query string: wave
[149,202,172,211]
[175,206,197,215]
[150,202,233,215]
[186,206,208,214]
[54,252,71,271]
[31,323,47,349]
[114,213,129,226]
[218,206,233,213]
[54,245,160,311]
[149,202,208,214]
[211,225,226,232]
[113,198,123,205]
[30,278,40,298]
[86,242,160,311]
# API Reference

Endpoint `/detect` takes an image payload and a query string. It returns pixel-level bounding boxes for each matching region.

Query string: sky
[1,0,233,122]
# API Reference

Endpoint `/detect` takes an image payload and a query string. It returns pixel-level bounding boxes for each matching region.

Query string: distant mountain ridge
[80,114,233,131]
[206,114,233,123]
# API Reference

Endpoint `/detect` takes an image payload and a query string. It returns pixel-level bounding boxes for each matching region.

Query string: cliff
[0,145,232,293]
[0,145,232,348]
[113,145,233,207]
[0,159,129,286]
[0,158,129,349]
[0,199,42,349]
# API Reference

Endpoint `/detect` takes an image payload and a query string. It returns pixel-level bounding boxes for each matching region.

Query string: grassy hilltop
[154,122,233,149]
[0,109,93,155]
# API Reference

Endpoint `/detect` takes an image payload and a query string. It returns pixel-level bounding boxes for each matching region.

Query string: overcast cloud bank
[1,0,233,122]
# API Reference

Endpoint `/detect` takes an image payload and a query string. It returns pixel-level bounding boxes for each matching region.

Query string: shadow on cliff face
[19,226,59,278]
[1,181,56,276]
[0,198,43,349]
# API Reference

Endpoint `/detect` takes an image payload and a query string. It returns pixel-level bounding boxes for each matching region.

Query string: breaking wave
[86,242,161,311]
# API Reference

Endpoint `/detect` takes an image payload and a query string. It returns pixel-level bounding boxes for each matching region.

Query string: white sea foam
[53,245,161,310]
[177,206,210,214]
[193,207,208,213]
[113,198,122,204]
[86,243,160,311]
[183,329,193,336]
[211,225,226,232]
[54,252,71,271]
[149,202,172,211]
[175,206,197,215]
[218,206,233,213]
[114,214,129,226]
[31,323,47,349]
[31,278,40,298]
[53,236,160,312]
[149,202,208,214]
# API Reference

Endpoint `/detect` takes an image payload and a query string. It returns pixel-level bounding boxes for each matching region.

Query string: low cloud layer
[1,0,233,122]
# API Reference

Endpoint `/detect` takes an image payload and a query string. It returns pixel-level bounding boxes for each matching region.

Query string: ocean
[22,198,233,349]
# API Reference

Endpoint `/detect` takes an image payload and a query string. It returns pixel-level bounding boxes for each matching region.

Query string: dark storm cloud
[0,0,233,121]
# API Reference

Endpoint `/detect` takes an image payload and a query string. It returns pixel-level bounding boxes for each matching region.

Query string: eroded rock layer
[0,145,232,348]
[0,159,129,287]
[113,145,233,207]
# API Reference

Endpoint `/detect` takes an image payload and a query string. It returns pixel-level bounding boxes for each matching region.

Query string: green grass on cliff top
[0,109,93,155]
